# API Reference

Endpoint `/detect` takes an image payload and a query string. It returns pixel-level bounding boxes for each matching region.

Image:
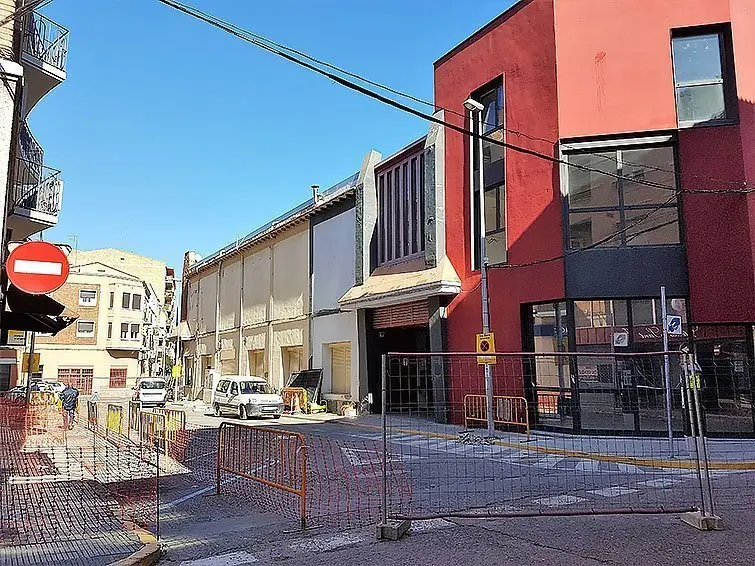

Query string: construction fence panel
[381,352,736,522]
[105,403,124,445]
[86,400,98,431]
[213,422,410,530]
[0,398,158,563]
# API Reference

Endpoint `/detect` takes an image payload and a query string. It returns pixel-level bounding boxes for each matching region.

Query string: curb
[339,420,755,471]
[110,523,162,566]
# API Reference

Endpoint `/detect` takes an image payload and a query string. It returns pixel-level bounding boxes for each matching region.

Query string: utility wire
[158,0,750,191]
[157,0,735,272]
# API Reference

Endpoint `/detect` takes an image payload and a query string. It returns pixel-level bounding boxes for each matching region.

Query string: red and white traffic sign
[6,241,70,295]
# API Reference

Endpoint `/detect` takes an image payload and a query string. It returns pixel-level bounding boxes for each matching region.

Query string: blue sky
[37,0,512,272]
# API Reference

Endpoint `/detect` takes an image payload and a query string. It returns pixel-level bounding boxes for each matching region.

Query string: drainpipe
[238,254,244,374]
[308,218,314,369]
[214,261,221,378]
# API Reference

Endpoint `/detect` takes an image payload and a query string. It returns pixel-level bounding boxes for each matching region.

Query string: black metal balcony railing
[23,11,68,73]
[12,157,62,216]
[18,121,44,180]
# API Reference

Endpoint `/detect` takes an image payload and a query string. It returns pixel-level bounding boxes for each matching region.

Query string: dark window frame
[565,142,681,250]
[122,292,131,309]
[471,79,507,269]
[376,146,427,266]
[671,24,738,128]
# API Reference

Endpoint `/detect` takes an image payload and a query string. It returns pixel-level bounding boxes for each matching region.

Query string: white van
[133,377,167,407]
[211,375,284,420]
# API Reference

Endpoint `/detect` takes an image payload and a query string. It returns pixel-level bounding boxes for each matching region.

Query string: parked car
[132,377,167,407]
[211,375,284,420]
[38,381,66,394]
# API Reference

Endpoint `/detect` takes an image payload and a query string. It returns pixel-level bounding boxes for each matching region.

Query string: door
[228,381,240,412]
[329,343,351,395]
[214,379,229,408]
[282,346,304,384]
[249,349,265,377]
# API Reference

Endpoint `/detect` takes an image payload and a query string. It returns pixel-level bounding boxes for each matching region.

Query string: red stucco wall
[434,0,563,364]
[554,0,732,139]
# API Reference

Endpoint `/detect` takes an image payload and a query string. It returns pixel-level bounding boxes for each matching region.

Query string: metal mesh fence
[382,352,755,521]
[0,397,153,565]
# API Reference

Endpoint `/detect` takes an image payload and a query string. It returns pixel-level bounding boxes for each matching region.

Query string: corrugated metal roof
[188,172,359,275]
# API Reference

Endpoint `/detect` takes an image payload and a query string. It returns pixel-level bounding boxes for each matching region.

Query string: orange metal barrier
[463,394,530,439]
[217,422,308,528]
[153,407,186,443]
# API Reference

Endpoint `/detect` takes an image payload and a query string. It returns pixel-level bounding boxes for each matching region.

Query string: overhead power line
[156,0,754,197]
[157,0,753,193]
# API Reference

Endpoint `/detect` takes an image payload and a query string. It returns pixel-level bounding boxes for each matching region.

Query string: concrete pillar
[428,295,448,423]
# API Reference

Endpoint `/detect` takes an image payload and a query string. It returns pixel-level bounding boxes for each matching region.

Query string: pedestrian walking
[59,385,79,430]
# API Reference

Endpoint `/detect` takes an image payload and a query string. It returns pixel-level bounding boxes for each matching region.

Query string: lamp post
[465,97,495,437]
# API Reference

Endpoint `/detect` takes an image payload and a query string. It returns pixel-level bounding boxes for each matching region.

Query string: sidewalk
[341,413,755,469]
[0,412,146,566]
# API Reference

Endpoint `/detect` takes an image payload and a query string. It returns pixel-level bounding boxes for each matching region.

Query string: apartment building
[25,249,174,392]
[0,3,69,390]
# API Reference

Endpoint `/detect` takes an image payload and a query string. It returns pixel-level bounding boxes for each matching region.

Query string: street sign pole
[474,109,495,437]
[24,331,36,404]
[661,286,674,457]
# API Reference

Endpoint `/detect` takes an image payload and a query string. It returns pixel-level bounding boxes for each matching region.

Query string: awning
[339,256,461,310]
[2,284,77,335]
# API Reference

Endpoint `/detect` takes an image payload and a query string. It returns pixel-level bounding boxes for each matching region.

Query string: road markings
[587,486,639,498]
[410,518,455,532]
[532,495,586,507]
[179,551,258,565]
[288,532,364,552]
[639,478,682,488]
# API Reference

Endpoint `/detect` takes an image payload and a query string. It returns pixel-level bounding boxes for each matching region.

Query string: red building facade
[436,0,755,436]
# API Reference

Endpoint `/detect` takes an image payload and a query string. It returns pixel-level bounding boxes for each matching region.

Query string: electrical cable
[158,0,752,191]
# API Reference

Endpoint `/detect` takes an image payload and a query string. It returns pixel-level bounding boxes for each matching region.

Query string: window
[130,324,140,340]
[216,380,230,393]
[109,292,114,309]
[132,294,142,310]
[672,27,736,126]
[249,349,265,377]
[329,342,351,395]
[109,367,127,389]
[78,290,97,306]
[230,382,238,395]
[76,321,95,337]
[57,367,94,394]
[377,147,425,265]
[471,82,506,268]
[122,292,131,309]
[282,346,304,381]
[120,323,129,340]
[107,322,113,339]
[566,145,680,249]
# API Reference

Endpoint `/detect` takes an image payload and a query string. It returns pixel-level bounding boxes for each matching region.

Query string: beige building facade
[33,263,146,392]
[183,222,311,399]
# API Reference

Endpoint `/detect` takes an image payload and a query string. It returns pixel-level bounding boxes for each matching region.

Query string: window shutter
[372,300,429,329]
[330,343,351,395]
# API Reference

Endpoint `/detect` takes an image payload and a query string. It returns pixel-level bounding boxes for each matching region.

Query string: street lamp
[464,98,495,436]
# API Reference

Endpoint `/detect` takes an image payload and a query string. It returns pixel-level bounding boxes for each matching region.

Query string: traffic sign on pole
[476,332,497,365]
[6,241,70,295]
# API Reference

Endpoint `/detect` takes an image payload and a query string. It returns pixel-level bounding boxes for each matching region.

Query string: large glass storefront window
[525,297,714,435]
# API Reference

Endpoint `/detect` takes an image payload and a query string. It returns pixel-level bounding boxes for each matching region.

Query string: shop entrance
[366,301,431,414]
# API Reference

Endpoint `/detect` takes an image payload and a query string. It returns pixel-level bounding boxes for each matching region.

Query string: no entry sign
[6,241,70,295]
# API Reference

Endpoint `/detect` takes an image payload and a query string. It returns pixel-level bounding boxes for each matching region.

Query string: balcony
[21,11,68,114]
[7,156,63,240]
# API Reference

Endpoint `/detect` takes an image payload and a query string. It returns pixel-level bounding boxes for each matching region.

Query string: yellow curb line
[110,523,161,566]
[340,420,755,471]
